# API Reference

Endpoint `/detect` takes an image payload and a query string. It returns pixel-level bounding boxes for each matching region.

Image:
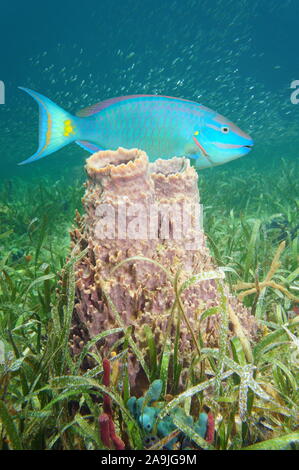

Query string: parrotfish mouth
[193,135,253,164]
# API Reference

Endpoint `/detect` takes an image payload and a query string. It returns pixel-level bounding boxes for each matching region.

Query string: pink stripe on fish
[213,114,251,140]
[206,123,221,131]
[212,142,245,149]
[193,135,208,156]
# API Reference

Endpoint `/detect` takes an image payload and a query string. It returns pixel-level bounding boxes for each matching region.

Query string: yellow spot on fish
[194,130,199,136]
[63,119,75,137]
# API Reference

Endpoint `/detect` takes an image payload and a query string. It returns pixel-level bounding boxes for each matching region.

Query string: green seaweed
[0,158,298,450]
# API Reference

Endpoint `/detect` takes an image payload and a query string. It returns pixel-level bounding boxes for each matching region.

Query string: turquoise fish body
[18,88,253,168]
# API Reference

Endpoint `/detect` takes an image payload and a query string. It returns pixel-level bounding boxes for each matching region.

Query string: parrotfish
[18,87,253,168]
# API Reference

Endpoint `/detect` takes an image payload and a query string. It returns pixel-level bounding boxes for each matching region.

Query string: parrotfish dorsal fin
[75,94,203,117]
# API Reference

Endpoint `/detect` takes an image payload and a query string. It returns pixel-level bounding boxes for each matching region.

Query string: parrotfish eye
[221,126,230,134]
[194,131,199,136]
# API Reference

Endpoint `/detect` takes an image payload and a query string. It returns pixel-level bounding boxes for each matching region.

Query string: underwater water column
[70,148,257,391]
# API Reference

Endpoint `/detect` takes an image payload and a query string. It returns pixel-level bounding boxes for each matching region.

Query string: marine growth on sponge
[18,87,254,168]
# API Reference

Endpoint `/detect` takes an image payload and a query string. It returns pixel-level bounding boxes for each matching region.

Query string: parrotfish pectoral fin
[193,152,215,169]
[18,87,78,165]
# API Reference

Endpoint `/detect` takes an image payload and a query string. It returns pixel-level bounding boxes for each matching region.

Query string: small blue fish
[18,87,253,168]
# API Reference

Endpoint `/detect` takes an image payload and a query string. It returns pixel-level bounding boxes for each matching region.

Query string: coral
[127,379,214,450]
[70,147,258,391]
[98,357,125,450]
[98,413,111,448]
[205,411,215,444]
[233,241,299,303]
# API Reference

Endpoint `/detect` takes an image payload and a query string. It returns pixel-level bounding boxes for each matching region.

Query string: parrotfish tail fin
[18,87,78,165]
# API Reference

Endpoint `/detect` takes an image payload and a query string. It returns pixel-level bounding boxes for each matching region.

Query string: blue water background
[0,0,298,182]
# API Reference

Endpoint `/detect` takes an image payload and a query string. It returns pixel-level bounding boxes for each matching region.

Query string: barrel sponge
[69,148,258,393]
